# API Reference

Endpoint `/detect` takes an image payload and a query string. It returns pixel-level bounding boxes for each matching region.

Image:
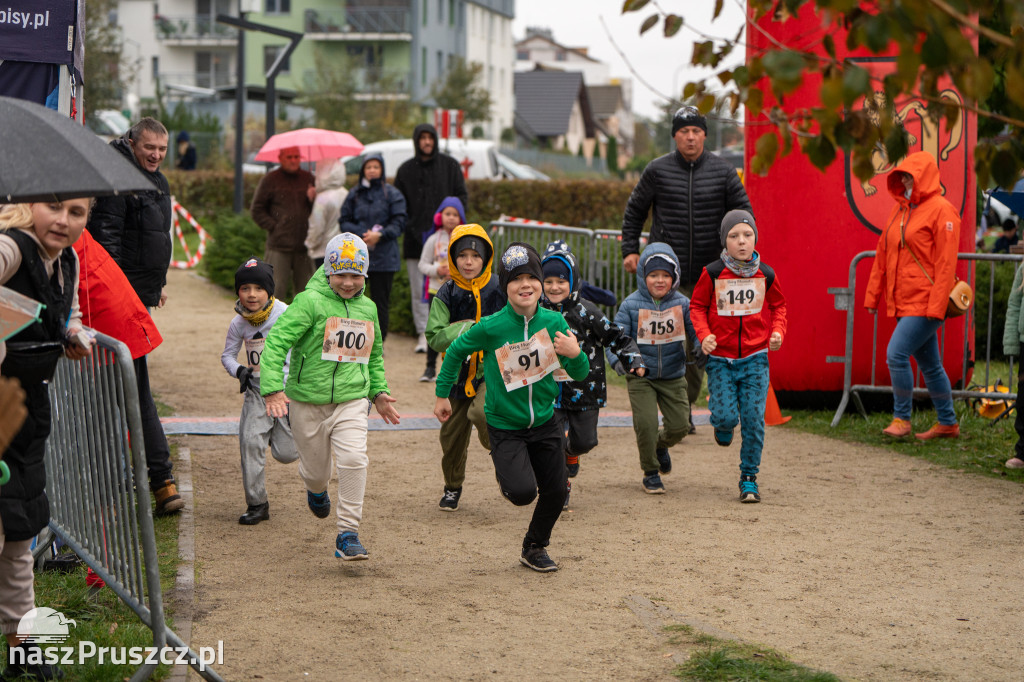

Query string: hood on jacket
[358,152,386,187]
[315,157,347,192]
[637,242,681,298]
[176,130,191,143]
[447,223,494,292]
[887,151,942,206]
[111,135,158,178]
[433,196,466,227]
[412,123,439,161]
[541,239,581,301]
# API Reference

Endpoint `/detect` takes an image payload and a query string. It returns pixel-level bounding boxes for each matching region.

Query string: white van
[345,139,517,181]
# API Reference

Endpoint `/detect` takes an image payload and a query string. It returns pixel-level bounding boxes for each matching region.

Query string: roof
[587,85,623,118]
[514,70,595,138]
[514,34,600,64]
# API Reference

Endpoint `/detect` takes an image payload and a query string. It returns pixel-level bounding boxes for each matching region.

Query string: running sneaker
[439,487,462,511]
[566,453,580,478]
[656,448,672,475]
[642,471,665,494]
[520,543,558,572]
[419,366,436,382]
[714,428,734,447]
[335,532,368,560]
[307,490,331,518]
[739,475,760,503]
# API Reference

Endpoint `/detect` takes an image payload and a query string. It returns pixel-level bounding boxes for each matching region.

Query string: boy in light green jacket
[262,233,400,561]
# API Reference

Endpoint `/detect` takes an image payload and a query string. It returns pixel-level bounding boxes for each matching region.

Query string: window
[449,0,454,26]
[265,0,290,13]
[422,0,427,26]
[264,45,290,74]
[436,50,443,79]
[555,50,566,61]
[151,56,159,82]
[516,50,528,60]
[421,47,427,85]
[438,0,443,22]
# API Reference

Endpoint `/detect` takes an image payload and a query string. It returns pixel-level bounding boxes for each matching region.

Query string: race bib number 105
[322,317,375,364]
[714,278,766,317]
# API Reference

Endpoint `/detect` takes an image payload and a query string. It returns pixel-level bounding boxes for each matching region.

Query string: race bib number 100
[714,278,766,317]
[496,328,561,391]
[322,317,375,364]
[636,307,685,345]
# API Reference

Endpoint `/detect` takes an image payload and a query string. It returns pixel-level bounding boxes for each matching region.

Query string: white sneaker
[414,333,427,353]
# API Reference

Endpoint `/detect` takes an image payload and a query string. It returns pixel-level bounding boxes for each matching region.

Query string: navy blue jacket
[340,153,407,273]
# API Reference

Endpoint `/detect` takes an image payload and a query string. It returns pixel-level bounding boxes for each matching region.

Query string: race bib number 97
[322,317,375,364]
[636,307,685,345]
[714,278,765,317]
[496,328,561,391]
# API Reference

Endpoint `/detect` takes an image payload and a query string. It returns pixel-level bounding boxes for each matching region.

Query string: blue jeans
[706,353,770,477]
[886,316,956,425]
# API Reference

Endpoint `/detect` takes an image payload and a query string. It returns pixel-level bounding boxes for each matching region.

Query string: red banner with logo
[745,5,976,397]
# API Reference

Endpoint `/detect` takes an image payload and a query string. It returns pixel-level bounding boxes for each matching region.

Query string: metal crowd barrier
[829,252,1021,427]
[487,220,647,310]
[40,331,223,681]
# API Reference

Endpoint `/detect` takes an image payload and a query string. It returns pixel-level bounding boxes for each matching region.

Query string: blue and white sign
[0,1,76,64]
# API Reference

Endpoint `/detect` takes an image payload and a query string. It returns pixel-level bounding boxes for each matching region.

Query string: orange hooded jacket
[864,151,961,319]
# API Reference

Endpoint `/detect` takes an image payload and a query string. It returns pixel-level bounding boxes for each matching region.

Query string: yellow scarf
[235,297,275,327]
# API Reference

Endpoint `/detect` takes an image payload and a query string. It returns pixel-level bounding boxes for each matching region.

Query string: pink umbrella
[255,128,364,162]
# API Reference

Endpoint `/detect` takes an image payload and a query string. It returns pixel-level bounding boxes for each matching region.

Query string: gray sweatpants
[0,516,35,636]
[240,384,299,507]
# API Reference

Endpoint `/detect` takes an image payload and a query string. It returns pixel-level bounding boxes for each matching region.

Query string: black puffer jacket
[393,123,468,260]
[87,136,171,307]
[621,149,751,287]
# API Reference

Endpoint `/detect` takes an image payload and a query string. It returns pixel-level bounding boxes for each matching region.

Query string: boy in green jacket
[262,233,400,561]
[434,242,589,572]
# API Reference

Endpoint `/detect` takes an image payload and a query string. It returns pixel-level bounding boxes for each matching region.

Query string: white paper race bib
[321,317,375,364]
[243,338,265,377]
[553,367,570,382]
[496,328,561,391]
[714,278,766,317]
[636,307,685,345]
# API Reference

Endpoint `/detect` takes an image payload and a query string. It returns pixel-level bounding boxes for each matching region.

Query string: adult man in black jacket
[621,106,752,428]
[87,117,183,515]
[394,123,468,351]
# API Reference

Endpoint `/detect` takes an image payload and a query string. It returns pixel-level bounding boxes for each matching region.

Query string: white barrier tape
[170,198,208,269]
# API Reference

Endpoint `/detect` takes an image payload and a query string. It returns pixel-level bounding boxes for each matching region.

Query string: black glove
[236,366,254,393]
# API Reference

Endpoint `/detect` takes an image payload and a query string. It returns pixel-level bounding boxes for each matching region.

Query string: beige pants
[289,399,369,534]
[0,515,35,636]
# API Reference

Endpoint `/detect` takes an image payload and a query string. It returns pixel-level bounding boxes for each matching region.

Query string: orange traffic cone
[765,383,791,426]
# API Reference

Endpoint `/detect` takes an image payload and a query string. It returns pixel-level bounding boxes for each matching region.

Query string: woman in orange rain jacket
[864,151,961,441]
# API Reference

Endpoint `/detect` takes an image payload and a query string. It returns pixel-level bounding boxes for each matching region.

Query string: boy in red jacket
[689,210,787,503]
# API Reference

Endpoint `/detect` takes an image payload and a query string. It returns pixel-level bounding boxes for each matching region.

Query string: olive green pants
[439,384,490,489]
[626,375,690,473]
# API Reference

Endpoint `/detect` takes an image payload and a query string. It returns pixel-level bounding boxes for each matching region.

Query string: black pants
[425,293,438,370]
[553,407,600,456]
[366,271,395,342]
[488,416,567,548]
[134,356,174,487]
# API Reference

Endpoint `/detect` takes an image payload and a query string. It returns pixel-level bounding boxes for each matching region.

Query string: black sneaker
[739,475,761,503]
[656,448,672,474]
[714,428,734,447]
[439,487,462,511]
[566,453,580,478]
[239,502,270,525]
[642,471,665,494]
[307,490,331,518]
[520,543,558,572]
[419,366,436,382]
[688,416,696,435]
[563,480,571,510]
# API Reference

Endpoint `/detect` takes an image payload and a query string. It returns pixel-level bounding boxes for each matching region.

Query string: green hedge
[170,172,638,337]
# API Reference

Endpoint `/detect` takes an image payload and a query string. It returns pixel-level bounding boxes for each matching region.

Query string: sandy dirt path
[149,269,1024,681]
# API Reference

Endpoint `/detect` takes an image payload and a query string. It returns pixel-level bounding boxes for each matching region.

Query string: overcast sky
[511,0,748,121]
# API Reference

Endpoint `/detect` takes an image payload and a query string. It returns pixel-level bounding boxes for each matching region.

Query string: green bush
[202,211,266,291]
[974,259,1019,359]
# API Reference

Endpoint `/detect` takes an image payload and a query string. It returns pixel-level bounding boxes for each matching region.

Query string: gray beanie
[720,209,757,245]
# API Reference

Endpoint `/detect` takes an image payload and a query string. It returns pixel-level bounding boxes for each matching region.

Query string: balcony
[303,67,412,99]
[159,71,235,91]
[304,7,412,40]
[154,14,238,45]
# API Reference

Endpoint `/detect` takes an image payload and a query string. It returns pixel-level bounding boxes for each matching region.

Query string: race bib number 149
[714,278,766,317]
[322,317,375,364]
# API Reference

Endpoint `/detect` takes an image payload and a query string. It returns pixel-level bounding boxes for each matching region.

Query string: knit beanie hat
[498,242,543,292]
[542,256,572,285]
[433,196,467,227]
[450,231,492,266]
[235,258,275,296]
[720,209,758,245]
[671,105,707,136]
[324,233,369,277]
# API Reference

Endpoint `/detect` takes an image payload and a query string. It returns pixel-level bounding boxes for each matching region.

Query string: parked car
[344,139,514,181]
[85,109,131,142]
[496,153,551,181]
